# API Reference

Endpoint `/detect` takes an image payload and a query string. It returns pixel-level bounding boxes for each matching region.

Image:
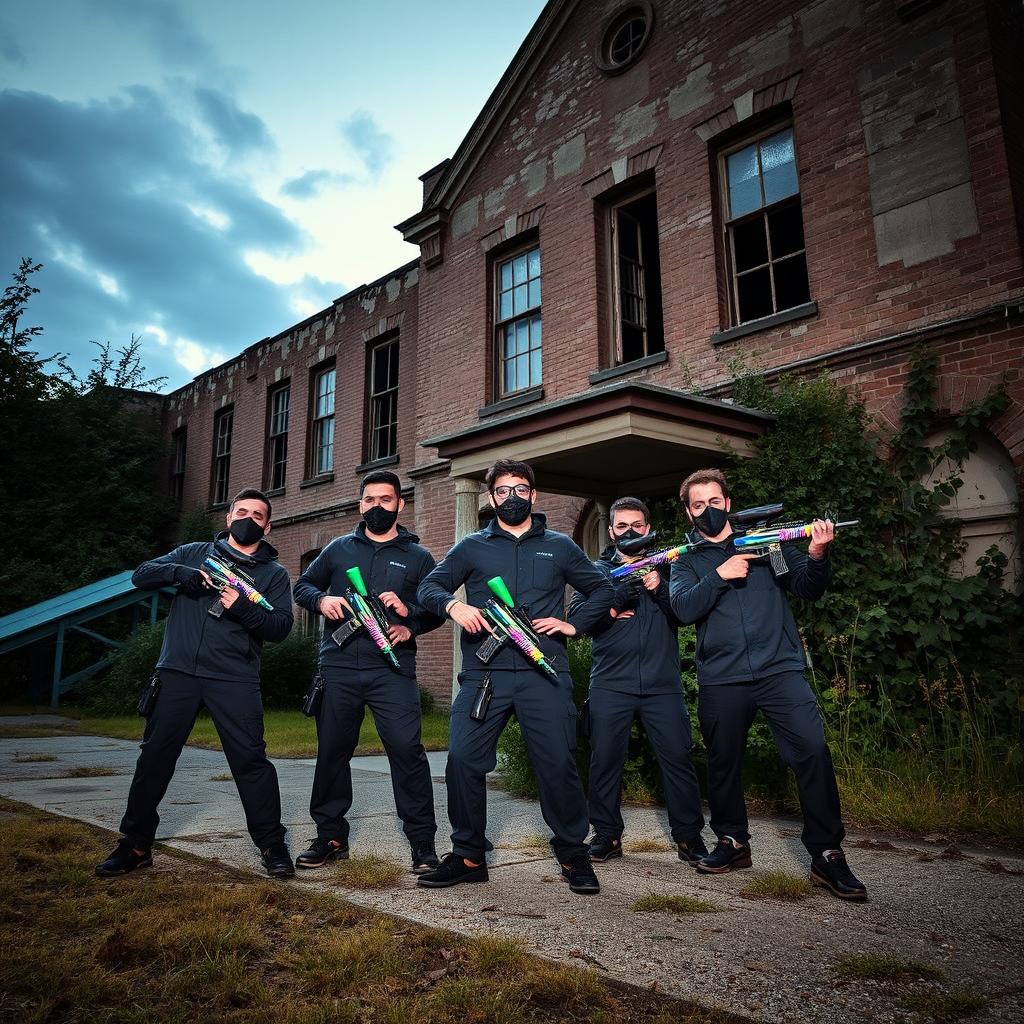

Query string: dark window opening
[170,427,187,502]
[368,338,399,461]
[721,126,810,325]
[267,384,290,491]
[612,190,664,365]
[212,408,233,505]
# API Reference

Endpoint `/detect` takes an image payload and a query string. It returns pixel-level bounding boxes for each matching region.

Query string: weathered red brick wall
[158,0,1024,703]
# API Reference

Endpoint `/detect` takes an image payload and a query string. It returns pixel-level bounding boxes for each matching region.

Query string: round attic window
[596,3,654,75]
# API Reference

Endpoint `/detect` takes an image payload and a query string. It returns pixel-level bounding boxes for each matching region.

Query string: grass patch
[1,706,450,759]
[0,797,745,1024]
[900,989,989,1020]
[331,853,406,889]
[631,892,720,914]
[740,871,812,902]
[63,765,119,778]
[209,773,233,782]
[834,954,944,982]
[624,838,674,853]
[13,754,58,763]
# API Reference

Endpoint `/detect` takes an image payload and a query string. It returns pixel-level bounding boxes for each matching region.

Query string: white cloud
[187,203,231,230]
[173,337,229,375]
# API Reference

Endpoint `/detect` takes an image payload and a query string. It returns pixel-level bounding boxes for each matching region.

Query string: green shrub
[80,622,166,714]
[80,621,320,714]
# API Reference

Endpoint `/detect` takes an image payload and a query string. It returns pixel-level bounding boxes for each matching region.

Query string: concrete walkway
[1,721,1021,1023]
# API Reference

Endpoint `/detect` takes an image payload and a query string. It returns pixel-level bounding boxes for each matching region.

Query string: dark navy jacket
[669,533,829,686]
[417,514,614,675]
[292,523,442,678]
[569,547,682,695]
[132,534,293,683]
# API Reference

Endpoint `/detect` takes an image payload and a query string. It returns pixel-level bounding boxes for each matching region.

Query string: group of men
[96,459,866,903]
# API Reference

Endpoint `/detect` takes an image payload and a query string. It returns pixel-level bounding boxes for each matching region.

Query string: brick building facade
[159,0,1024,703]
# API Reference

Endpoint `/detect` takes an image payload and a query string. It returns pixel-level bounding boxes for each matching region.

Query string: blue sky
[1,0,546,390]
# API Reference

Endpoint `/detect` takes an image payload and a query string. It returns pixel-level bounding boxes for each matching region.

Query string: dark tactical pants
[698,670,845,856]
[588,688,704,843]
[310,665,436,847]
[120,668,285,849]
[447,668,589,863]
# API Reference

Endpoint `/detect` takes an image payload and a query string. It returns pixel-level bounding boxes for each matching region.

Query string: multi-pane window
[368,338,399,461]
[720,126,810,325]
[311,366,335,476]
[169,427,187,502]
[267,383,290,490]
[610,190,664,364]
[495,246,542,397]
[212,408,233,505]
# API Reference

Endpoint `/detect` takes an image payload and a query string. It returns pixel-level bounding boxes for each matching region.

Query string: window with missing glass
[495,245,542,397]
[310,366,335,476]
[211,407,233,505]
[266,383,290,491]
[170,426,187,501]
[719,125,810,326]
[609,189,664,364]
[368,337,399,461]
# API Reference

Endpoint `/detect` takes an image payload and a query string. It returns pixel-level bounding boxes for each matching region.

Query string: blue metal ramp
[0,572,172,706]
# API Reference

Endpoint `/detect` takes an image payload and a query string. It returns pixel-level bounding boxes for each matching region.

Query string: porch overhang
[421,381,774,498]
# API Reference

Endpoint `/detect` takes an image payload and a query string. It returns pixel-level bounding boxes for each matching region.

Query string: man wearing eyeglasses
[415,459,614,894]
[569,497,706,866]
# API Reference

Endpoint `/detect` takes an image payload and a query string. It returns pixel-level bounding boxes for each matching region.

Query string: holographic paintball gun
[475,576,558,679]
[730,507,858,575]
[609,532,707,583]
[203,555,274,618]
[329,566,400,669]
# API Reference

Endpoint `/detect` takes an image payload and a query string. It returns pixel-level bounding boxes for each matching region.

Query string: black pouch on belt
[470,673,494,722]
[136,671,162,718]
[301,670,325,718]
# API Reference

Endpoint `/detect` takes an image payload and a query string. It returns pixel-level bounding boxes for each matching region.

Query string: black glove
[173,565,210,594]
[611,578,639,612]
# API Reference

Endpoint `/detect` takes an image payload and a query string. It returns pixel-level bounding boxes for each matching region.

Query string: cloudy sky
[1,0,545,390]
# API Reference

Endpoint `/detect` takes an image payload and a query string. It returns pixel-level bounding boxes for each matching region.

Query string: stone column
[450,476,482,701]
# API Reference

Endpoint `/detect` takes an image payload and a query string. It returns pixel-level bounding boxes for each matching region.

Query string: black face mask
[494,494,532,526]
[693,505,729,537]
[229,516,265,546]
[363,505,399,535]
[613,528,644,553]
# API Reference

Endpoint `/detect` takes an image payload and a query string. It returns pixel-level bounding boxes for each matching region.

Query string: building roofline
[163,257,421,399]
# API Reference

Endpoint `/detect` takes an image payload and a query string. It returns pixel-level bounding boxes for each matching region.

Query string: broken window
[211,407,233,505]
[310,365,335,476]
[495,245,542,397]
[610,189,664,364]
[719,125,810,325]
[266,382,290,491]
[368,337,399,461]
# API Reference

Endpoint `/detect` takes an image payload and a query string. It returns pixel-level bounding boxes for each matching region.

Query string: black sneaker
[295,837,349,869]
[677,835,709,865]
[696,835,752,874]
[588,834,622,862]
[411,844,441,874]
[261,841,295,878]
[417,851,488,888]
[810,849,868,902]
[95,839,152,877]
[560,854,600,894]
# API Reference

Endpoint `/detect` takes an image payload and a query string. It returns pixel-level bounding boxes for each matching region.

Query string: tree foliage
[0,259,176,616]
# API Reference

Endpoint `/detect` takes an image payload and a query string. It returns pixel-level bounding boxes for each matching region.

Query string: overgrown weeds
[0,797,744,1024]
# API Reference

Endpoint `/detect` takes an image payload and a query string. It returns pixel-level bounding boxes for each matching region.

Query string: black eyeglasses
[492,484,532,500]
